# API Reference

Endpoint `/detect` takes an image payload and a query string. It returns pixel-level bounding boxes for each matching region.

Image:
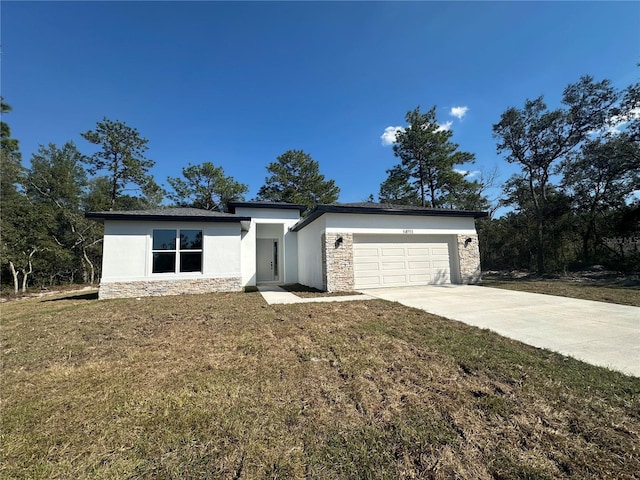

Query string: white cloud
[449,106,469,120]
[380,119,455,146]
[380,126,404,146]
[589,107,640,137]
[436,121,453,132]
[605,107,640,135]
[454,169,480,178]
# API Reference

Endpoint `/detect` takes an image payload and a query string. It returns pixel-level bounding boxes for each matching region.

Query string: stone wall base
[456,234,481,284]
[98,277,242,300]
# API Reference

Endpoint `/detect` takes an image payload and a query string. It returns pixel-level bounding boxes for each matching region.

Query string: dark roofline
[227,201,308,213]
[290,204,488,232]
[85,211,251,223]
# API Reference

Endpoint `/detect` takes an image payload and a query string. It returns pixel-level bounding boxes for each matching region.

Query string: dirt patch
[484,268,639,286]
[482,270,640,307]
[0,285,98,303]
[282,283,363,298]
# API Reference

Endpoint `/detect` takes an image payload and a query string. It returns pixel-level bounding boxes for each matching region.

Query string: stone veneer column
[322,232,354,292]
[456,234,481,284]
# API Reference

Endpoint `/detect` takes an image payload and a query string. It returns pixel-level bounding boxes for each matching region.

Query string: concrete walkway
[258,285,375,305]
[362,285,640,377]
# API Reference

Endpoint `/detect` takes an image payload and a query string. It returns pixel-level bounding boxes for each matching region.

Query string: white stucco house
[86,202,488,299]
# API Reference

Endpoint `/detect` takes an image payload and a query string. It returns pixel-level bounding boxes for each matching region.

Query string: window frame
[151,228,203,275]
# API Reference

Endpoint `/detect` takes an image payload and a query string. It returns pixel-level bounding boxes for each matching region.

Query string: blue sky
[3,1,639,208]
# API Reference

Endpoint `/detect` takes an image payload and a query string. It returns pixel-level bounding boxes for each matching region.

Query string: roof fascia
[85,212,251,223]
[227,202,307,213]
[290,205,488,232]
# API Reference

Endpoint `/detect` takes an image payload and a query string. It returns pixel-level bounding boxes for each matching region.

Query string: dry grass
[2,291,639,479]
[481,276,640,307]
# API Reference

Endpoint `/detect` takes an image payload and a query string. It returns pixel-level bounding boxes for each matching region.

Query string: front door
[257,238,279,282]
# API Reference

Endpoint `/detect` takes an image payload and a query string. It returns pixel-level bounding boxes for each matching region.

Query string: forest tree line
[375,74,639,275]
[1,74,638,293]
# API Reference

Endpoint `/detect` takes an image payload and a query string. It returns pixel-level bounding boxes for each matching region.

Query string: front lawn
[2,291,639,479]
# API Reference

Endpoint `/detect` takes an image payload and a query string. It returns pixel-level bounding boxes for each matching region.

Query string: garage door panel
[409,274,431,283]
[407,247,430,256]
[381,247,405,256]
[381,261,406,270]
[356,268,382,277]
[432,260,450,268]
[408,261,431,269]
[355,261,380,272]
[382,267,406,274]
[354,247,379,258]
[433,273,451,283]
[383,275,408,285]
[358,276,381,286]
[354,235,453,289]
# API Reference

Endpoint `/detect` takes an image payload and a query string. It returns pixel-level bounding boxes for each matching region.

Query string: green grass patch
[2,291,639,479]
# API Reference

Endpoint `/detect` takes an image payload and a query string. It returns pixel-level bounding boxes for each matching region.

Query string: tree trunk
[418,160,425,207]
[580,217,596,265]
[582,232,590,265]
[429,179,437,208]
[21,268,28,293]
[8,261,19,295]
[81,261,89,284]
[21,248,37,293]
[83,248,95,284]
[110,158,119,211]
[81,250,89,283]
[535,211,545,275]
[581,201,599,264]
[528,171,545,275]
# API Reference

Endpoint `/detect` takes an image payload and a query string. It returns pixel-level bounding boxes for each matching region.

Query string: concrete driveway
[362,285,640,377]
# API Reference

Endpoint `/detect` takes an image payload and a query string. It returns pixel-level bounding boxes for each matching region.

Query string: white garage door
[353,235,453,289]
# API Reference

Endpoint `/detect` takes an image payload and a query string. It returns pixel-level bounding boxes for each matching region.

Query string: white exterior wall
[233,207,300,286]
[296,215,327,290]
[323,213,478,235]
[295,213,479,290]
[235,207,302,221]
[324,213,477,285]
[101,220,242,283]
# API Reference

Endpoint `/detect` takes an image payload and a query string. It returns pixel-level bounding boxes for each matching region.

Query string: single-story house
[86,202,488,299]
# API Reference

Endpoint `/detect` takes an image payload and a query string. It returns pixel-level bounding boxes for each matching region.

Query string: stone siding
[98,277,242,300]
[322,232,355,292]
[456,234,481,284]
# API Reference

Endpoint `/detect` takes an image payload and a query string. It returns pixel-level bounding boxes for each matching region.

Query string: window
[152,229,202,274]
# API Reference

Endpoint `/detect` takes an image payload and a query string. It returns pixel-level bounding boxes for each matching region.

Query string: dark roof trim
[86,211,251,223]
[227,201,308,213]
[290,204,488,232]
